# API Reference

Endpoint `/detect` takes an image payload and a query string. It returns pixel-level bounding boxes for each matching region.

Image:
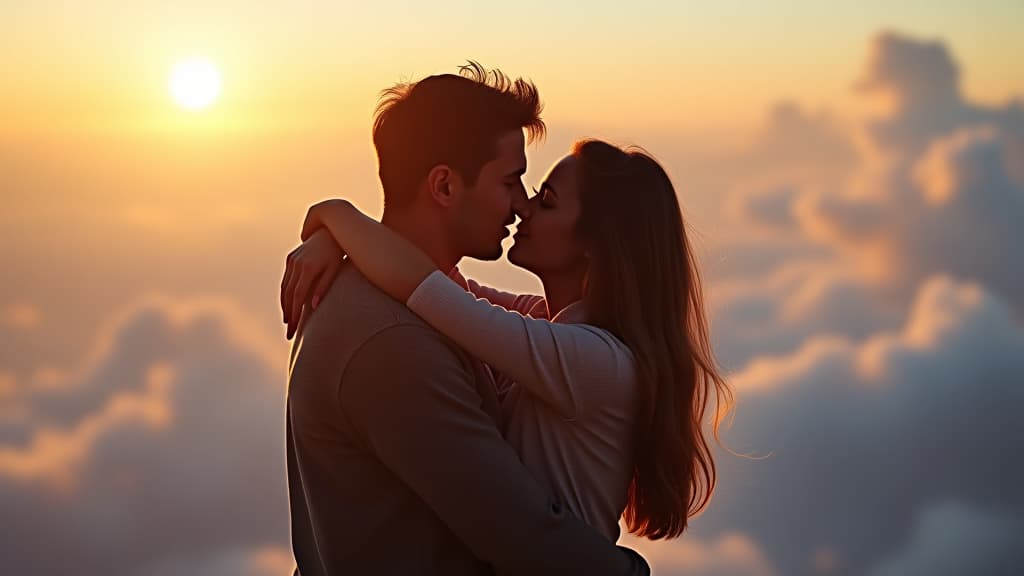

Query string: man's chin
[466,244,505,262]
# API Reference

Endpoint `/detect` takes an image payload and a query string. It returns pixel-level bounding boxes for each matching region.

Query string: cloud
[856,31,1024,162]
[734,30,1023,276]
[731,102,861,195]
[3,303,41,330]
[797,125,1024,310]
[856,31,970,157]
[710,263,903,371]
[623,532,777,576]
[0,361,173,490]
[147,545,295,576]
[668,32,1024,575]
[0,296,291,575]
[697,276,1024,575]
[693,101,860,285]
[798,33,1024,309]
[867,502,1024,576]
[712,31,1024,373]
[727,186,801,232]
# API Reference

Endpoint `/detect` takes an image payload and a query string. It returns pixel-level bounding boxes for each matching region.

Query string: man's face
[452,129,528,261]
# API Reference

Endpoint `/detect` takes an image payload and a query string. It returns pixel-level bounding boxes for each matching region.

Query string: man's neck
[381,207,461,273]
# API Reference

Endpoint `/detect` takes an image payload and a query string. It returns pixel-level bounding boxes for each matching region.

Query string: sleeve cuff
[407,270,466,316]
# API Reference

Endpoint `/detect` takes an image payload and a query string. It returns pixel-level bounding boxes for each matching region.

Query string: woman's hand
[300,199,351,242]
[281,227,345,340]
[286,196,437,323]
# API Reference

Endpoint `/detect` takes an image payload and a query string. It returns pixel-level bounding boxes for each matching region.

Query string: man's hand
[281,228,345,339]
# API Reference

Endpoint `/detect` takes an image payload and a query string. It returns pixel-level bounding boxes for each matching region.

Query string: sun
[169,57,221,111]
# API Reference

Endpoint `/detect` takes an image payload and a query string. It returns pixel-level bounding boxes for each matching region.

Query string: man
[282,63,650,575]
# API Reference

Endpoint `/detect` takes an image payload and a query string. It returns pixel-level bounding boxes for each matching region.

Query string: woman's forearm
[312,200,437,303]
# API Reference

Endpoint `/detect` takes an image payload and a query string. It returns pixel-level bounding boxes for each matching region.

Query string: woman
[281,139,732,541]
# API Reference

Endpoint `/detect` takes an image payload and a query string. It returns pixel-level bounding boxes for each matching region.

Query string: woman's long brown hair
[574,139,733,539]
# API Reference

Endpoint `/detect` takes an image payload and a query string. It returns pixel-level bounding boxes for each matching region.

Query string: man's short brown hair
[372,62,545,208]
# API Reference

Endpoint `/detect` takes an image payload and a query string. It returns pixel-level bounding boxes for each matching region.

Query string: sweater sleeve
[408,270,635,419]
[447,268,548,318]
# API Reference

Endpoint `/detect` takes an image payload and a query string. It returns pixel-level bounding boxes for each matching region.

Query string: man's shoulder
[339,314,490,420]
[304,263,430,339]
[288,264,443,384]
[328,268,483,388]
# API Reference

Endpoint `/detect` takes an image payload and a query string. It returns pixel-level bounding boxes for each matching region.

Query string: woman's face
[508,154,588,276]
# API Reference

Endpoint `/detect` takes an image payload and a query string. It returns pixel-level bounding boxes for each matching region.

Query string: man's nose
[511,185,531,219]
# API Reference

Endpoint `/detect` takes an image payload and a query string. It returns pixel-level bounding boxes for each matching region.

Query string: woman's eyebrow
[541,183,559,198]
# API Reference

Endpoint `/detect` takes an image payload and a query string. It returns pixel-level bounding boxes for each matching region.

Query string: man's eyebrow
[506,167,527,178]
[541,182,558,198]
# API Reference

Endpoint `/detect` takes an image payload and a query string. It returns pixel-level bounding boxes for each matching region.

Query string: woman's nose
[514,203,532,222]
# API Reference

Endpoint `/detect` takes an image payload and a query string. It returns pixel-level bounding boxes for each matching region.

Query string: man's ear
[426,165,460,207]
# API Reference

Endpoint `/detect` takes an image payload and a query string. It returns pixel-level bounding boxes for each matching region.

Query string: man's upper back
[286,264,496,575]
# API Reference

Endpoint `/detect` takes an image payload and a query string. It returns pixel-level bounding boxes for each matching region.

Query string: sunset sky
[4,1,1024,134]
[2,1,1023,575]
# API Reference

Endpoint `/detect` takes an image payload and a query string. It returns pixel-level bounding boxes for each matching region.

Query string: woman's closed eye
[531,186,556,208]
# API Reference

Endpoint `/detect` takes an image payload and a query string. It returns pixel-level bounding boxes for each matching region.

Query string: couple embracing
[281,62,731,575]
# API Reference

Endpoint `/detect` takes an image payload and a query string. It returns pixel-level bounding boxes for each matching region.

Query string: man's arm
[340,324,649,576]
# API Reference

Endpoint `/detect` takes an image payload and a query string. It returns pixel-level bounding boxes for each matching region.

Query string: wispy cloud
[0,297,289,575]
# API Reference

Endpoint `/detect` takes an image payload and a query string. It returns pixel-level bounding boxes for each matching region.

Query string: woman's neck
[539,270,586,320]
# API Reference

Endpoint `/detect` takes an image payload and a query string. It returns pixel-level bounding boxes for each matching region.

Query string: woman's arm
[294,200,635,418]
[281,199,544,336]
[448,268,547,318]
[301,199,438,303]
[408,271,636,419]
[298,199,547,318]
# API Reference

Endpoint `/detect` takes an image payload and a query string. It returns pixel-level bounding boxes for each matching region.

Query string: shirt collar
[551,300,586,324]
